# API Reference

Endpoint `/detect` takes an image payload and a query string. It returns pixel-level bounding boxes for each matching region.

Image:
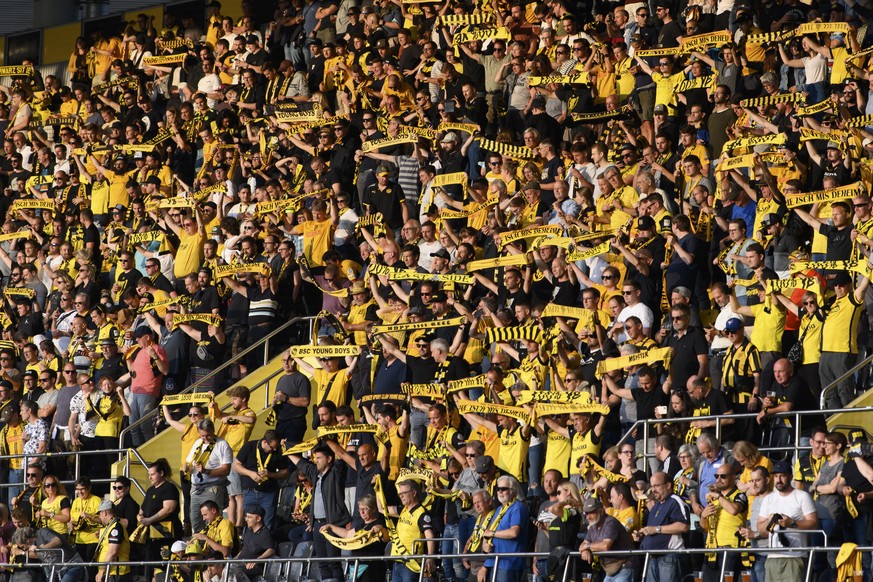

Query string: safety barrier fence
[9,546,871,582]
[617,405,873,472]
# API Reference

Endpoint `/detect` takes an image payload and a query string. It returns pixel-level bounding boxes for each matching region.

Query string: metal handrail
[819,350,873,408]
[618,405,873,472]
[118,315,315,448]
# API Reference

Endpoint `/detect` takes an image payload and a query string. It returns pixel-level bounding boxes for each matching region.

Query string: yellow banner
[361,135,418,152]
[387,270,473,285]
[282,437,320,456]
[456,399,529,421]
[595,347,673,378]
[172,314,223,328]
[636,48,679,57]
[716,152,786,172]
[465,254,530,272]
[324,529,383,550]
[4,287,35,299]
[275,105,323,122]
[438,14,495,25]
[452,26,511,45]
[516,390,598,404]
[438,122,481,135]
[798,127,848,143]
[214,262,272,278]
[785,182,865,208]
[9,199,56,213]
[430,172,468,189]
[535,402,611,415]
[0,232,30,243]
[675,75,715,93]
[723,133,787,151]
[529,73,589,87]
[796,100,837,117]
[401,383,445,398]
[739,93,805,108]
[446,375,488,392]
[765,276,823,298]
[93,76,139,93]
[541,304,589,319]
[143,54,187,66]
[317,423,388,444]
[0,66,33,76]
[289,345,362,358]
[680,31,732,53]
[160,393,213,406]
[397,467,434,483]
[567,241,611,262]
[474,138,536,160]
[371,316,465,335]
[499,225,564,249]
[570,105,632,123]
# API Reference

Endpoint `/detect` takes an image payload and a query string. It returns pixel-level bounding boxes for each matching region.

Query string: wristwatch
[655,526,661,534]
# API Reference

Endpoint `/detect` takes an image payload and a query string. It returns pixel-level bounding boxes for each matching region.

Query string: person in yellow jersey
[293,348,359,429]
[461,408,532,487]
[190,499,237,558]
[342,281,379,346]
[70,476,103,563]
[818,270,870,409]
[290,197,339,267]
[700,462,748,582]
[363,403,409,482]
[544,411,606,469]
[210,386,256,529]
[160,206,206,281]
[384,479,437,582]
[161,403,207,535]
[94,499,130,582]
[606,481,640,533]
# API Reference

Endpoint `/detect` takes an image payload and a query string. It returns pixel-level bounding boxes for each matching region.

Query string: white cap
[171,541,187,554]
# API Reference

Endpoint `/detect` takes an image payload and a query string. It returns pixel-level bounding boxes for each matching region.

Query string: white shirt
[418,241,444,272]
[336,207,359,247]
[198,74,223,108]
[712,304,743,350]
[617,301,655,336]
[758,488,816,557]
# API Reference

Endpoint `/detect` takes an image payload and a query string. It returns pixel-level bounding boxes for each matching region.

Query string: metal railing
[118,315,315,450]
[0,447,142,492]
[9,546,871,582]
[619,406,873,472]
[819,350,873,408]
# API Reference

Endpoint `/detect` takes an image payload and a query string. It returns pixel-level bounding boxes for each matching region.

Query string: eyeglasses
[44,482,58,488]
[804,301,817,306]
[671,316,686,321]
[465,454,477,457]
[620,450,633,455]
[188,413,201,418]
[39,378,51,383]
[27,473,39,478]
[496,486,511,492]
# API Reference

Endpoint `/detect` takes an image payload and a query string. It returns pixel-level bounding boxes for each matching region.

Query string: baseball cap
[474,455,495,473]
[582,497,603,513]
[724,318,744,332]
[350,281,367,295]
[244,505,266,517]
[376,165,390,176]
[98,500,115,512]
[171,541,187,554]
[522,180,541,191]
[771,461,791,475]
[653,104,667,114]
[637,216,656,231]
[832,271,853,286]
[826,141,841,150]
[441,132,459,144]
[760,213,779,227]
[431,248,450,260]
[531,95,546,108]
[246,34,259,45]
[430,290,448,302]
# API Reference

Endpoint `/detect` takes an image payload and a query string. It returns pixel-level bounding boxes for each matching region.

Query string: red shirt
[130,344,167,397]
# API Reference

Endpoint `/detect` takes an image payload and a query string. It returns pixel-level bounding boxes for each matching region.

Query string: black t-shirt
[690,388,734,438]
[141,480,182,538]
[236,440,292,491]
[114,495,141,534]
[189,332,224,369]
[633,385,669,421]
[405,355,439,384]
[665,327,708,390]
[275,372,310,421]
[818,223,853,261]
[362,184,406,230]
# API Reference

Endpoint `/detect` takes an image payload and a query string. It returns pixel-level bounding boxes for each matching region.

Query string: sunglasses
[714,474,730,479]
[112,485,125,490]
[44,483,58,488]
[496,486,510,492]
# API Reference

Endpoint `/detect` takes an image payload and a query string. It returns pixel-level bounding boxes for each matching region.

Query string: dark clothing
[236,439,292,491]
[296,458,351,526]
[664,327,708,392]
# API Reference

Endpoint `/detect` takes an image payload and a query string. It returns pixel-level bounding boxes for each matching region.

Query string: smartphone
[656,405,668,416]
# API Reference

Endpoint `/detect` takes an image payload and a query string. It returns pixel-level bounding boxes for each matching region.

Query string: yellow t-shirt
[71,494,102,545]
[821,293,863,354]
[607,505,640,532]
[174,230,207,279]
[313,368,349,408]
[214,406,256,455]
[749,302,785,353]
[497,424,530,482]
[300,219,335,267]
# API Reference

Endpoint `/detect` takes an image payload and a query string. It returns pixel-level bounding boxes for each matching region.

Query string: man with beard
[757,462,818,582]
[700,463,748,582]
[579,497,636,579]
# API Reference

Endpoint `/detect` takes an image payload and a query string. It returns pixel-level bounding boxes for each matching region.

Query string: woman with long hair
[68,37,91,88]
[33,475,70,537]
[810,431,847,552]
[732,441,773,494]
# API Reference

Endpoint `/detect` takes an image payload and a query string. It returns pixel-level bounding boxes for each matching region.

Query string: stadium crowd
[0,0,871,581]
